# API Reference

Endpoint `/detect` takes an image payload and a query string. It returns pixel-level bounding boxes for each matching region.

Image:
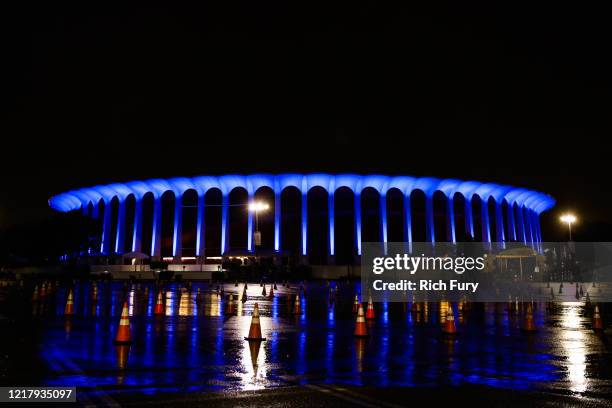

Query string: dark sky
[2,1,611,242]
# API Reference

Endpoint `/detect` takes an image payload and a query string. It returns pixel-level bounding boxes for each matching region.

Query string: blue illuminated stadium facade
[49,174,555,264]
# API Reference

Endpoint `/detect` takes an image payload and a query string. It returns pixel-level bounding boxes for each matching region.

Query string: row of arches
[88,186,543,264]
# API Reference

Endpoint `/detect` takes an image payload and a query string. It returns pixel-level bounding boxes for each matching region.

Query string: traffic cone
[92,283,98,301]
[352,294,359,313]
[40,282,47,298]
[262,285,267,296]
[522,304,537,332]
[593,305,603,331]
[580,285,584,297]
[293,294,301,314]
[273,282,278,290]
[354,304,368,337]
[244,303,266,341]
[550,287,555,300]
[365,295,375,320]
[441,305,456,335]
[64,289,75,316]
[559,283,563,294]
[153,291,164,315]
[235,280,239,287]
[268,286,274,299]
[114,301,132,344]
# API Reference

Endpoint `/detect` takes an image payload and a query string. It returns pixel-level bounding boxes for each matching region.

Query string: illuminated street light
[248,202,270,212]
[249,201,269,248]
[560,213,577,241]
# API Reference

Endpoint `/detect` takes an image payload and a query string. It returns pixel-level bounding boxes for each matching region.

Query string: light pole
[249,201,270,248]
[560,213,577,241]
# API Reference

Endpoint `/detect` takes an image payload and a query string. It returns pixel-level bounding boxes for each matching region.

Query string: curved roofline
[49,173,556,214]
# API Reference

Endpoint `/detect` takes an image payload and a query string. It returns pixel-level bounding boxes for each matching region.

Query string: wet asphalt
[1,280,612,407]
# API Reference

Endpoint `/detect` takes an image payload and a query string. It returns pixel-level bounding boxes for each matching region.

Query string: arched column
[151,196,162,258]
[425,193,434,243]
[221,193,229,255]
[494,199,505,247]
[446,194,456,243]
[403,192,412,252]
[92,202,100,219]
[132,198,143,253]
[534,211,542,251]
[355,191,362,256]
[101,199,112,254]
[525,208,535,247]
[274,192,281,252]
[328,192,335,257]
[481,198,491,249]
[516,205,526,243]
[465,196,474,239]
[196,193,205,257]
[380,192,388,253]
[300,192,308,256]
[115,199,126,254]
[507,202,516,241]
[172,194,182,258]
[535,212,542,243]
[525,208,534,247]
[247,192,254,252]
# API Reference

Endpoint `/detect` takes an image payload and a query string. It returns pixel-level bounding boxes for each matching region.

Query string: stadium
[48,174,555,274]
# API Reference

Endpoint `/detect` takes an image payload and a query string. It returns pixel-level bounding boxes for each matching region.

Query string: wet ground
[1,280,612,407]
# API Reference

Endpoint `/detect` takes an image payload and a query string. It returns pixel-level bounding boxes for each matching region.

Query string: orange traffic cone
[244,303,266,341]
[365,295,375,320]
[354,304,368,337]
[114,301,132,344]
[522,304,537,332]
[441,305,456,335]
[92,283,98,301]
[352,294,359,313]
[64,289,75,316]
[293,294,301,314]
[593,305,603,331]
[153,291,164,315]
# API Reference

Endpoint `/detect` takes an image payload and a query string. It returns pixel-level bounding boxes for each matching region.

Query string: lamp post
[560,213,577,241]
[249,201,270,248]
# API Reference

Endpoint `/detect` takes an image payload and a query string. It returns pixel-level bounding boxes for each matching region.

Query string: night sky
[2,1,611,255]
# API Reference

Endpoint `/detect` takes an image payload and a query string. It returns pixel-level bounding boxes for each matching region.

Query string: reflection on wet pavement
[12,281,612,399]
